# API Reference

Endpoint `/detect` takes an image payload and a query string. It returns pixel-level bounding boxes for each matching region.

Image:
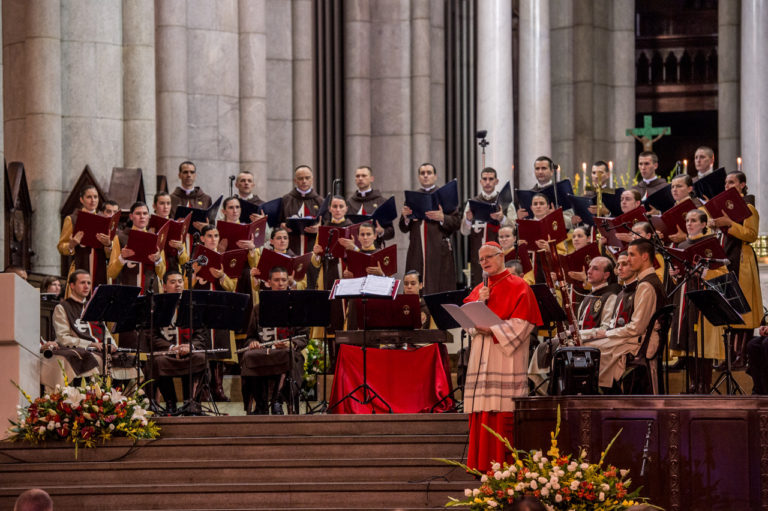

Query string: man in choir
[99,199,120,217]
[281,165,323,254]
[170,161,213,224]
[149,270,206,414]
[399,163,461,294]
[461,167,506,287]
[346,165,394,247]
[576,257,621,338]
[51,270,116,379]
[517,156,574,228]
[693,146,715,180]
[239,266,309,415]
[463,242,542,472]
[631,151,667,199]
[583,239,664,391]
[234,170,264,206]
[107,202,165,294]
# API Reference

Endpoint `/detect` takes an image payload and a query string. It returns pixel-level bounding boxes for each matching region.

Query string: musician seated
[52,270,118,381]
[403,270,433,330]
[582,240,664,392]
[239,266,308,415]
[39,340,100,394]
[149,270,207,414]
[746,325,768,395]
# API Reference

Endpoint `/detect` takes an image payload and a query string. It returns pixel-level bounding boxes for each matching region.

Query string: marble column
[155,2,189,183]
[23,0,62,274]
[292,0,314,172]
[476,0,514,184]
[0,3,4,267]
[239,0,268,194]
[410,0,431,166]
[719,0,740,172]
[344,0,372,187]
[549,0,574,174]
[429,0,446,173]
[607,0,635,177]
[741,0,768,233]
[123,0,156,198]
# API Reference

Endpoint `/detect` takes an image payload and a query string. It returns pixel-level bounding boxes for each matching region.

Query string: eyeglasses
[478,253,503,262]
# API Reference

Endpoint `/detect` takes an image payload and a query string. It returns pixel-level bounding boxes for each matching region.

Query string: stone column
[239,0,268,194]
[123,0,157,198]
[741,0,768,233]
[24,0,62,274]
[410,0,431,165]
[549,0,574,174]
[719,0,740,171]
[608,0,635,176]
[572,1,594,175]
[155,2,188,184]
[476,0,514,184]
[292,0,314,171]
[0,3,4,267]
[429,0,446,174]
[518,0,551,189]
[344,0,372,187]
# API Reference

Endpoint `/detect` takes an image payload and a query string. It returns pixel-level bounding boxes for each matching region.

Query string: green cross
[625,115,671,138]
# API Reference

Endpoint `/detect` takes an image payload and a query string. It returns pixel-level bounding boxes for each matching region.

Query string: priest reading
[463,242,542,472]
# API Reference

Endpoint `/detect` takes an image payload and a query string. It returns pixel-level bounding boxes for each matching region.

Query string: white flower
[533,452,542,462]
[55,384,61,391]
[620,469,629,477]
[555,494,563,503]
[557,469,565,477]
[601,483,610,492]
[494,471,503,480]
[570,480,579,490]
[580,449,587,458]
[538,462,544,470]
[575,471,582,479]
[464,489,471,497]
[487,500,498,508]
[525,472,533,479]
[491,462,501,471]
[507,489,515,496]
[541,457,548,463]
[567,462,577,472]
[131,407,148,423]
[538,476,547,484]
[510,465,517,473]
[55,422,61,428]
[480,475,488,483]
[472,488,480,497]
[109,424,115,431]
[108,388,126,403]
[529,472,539,479]
[540,487,550,497]
[502,471,510,478]
[63,387,85,405]
[551,482,560,490]
[138,388,145,396]
[599,491,605,501]
[37,426,46,435]
[46,422,55,430]
[530,480,538,490]
[579,462,589,470]
[515,482,525,492]
[549,475,559,484]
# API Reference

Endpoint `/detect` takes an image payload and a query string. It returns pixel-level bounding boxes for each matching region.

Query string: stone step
[0,481,471,510]
[0,457,473,486]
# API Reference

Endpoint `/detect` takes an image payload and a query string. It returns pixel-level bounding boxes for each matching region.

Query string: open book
[442,302,503,330]
[330,275,399,299]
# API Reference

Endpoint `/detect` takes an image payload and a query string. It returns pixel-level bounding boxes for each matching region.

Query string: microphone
[228,175,236,182]
[190,254,208,266]
[616,318,626,327]
[481,271,489,303]
[693,255,730,266]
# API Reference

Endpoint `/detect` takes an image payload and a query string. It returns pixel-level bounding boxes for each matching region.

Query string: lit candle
[737,157,742,171]
[556,165,561,182]
[608,161,614,188]
[683,159,688,174]
[582,162,587,194]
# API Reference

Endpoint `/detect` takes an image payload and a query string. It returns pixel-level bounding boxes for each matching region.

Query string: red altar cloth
[328,343,454,414]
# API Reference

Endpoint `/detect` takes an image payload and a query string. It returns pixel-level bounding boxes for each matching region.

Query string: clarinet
[236,335,308,354]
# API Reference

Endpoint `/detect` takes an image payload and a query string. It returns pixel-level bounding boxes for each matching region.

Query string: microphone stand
[178,238,206,416]
[228,175,235,197]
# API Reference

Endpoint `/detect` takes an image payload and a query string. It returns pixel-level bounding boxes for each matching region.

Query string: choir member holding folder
[516,194,567,284]
[708,171,763,368]
[57,185,115,293]
[252,228,310,291]
[399,163,460,294]
[342,223,396,278]
[346,166,395,247]
[150,191,190,275]
[281,165,323,254]
[458,241,542,472]
[107,202,166,294]
[498,225,533,284]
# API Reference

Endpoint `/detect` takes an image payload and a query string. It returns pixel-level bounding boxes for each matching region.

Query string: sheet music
[442,302,503,329]
[333,275,396,297]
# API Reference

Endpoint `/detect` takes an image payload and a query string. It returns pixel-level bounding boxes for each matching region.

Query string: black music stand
[177,290,251,415]
[258,289,331,414]
[82,285,142,385]
[327,279,399,414]
[528,284,571,395]
[424,289,470,412]
[113,293,180,411]
[686,288,745,395]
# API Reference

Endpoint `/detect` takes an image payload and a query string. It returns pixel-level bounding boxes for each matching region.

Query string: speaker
[548,346,601,395]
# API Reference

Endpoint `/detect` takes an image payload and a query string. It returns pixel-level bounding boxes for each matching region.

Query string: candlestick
[608,161,614,188]
[737,157,742,172]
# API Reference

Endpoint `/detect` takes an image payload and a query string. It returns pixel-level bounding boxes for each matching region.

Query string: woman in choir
[341,222,385,278]
[564,225,593,306]
[107,201,165,294]
[709,171,762,369]
[498,225,534,284]
[619,189,642,214]
[57,185,111,292]
[667,174,703,244]
[192,224,237,402]
[669,209,727,392]
[153,191,189,274]
[528,193,566,285]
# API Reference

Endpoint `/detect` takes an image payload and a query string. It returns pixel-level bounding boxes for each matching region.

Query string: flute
[152,347,230,357]
[236,335,308,354]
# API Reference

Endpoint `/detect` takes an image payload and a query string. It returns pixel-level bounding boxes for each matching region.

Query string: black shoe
[165,401,178,415]
[271,402,284,415]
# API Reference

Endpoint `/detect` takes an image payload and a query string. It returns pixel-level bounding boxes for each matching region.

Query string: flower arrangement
[302,337,326,390]
[438,408,655,510]
[7,374,160,458]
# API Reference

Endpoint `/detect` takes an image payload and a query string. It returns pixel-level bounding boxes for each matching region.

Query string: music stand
[327,278,400,414]
[528,284,570,394]
[686,288,745,395]
[82,285,142,384]
[424,289,470,412]
[113,293,180,411]
[258,289,331,414]
[177,290,251,415]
